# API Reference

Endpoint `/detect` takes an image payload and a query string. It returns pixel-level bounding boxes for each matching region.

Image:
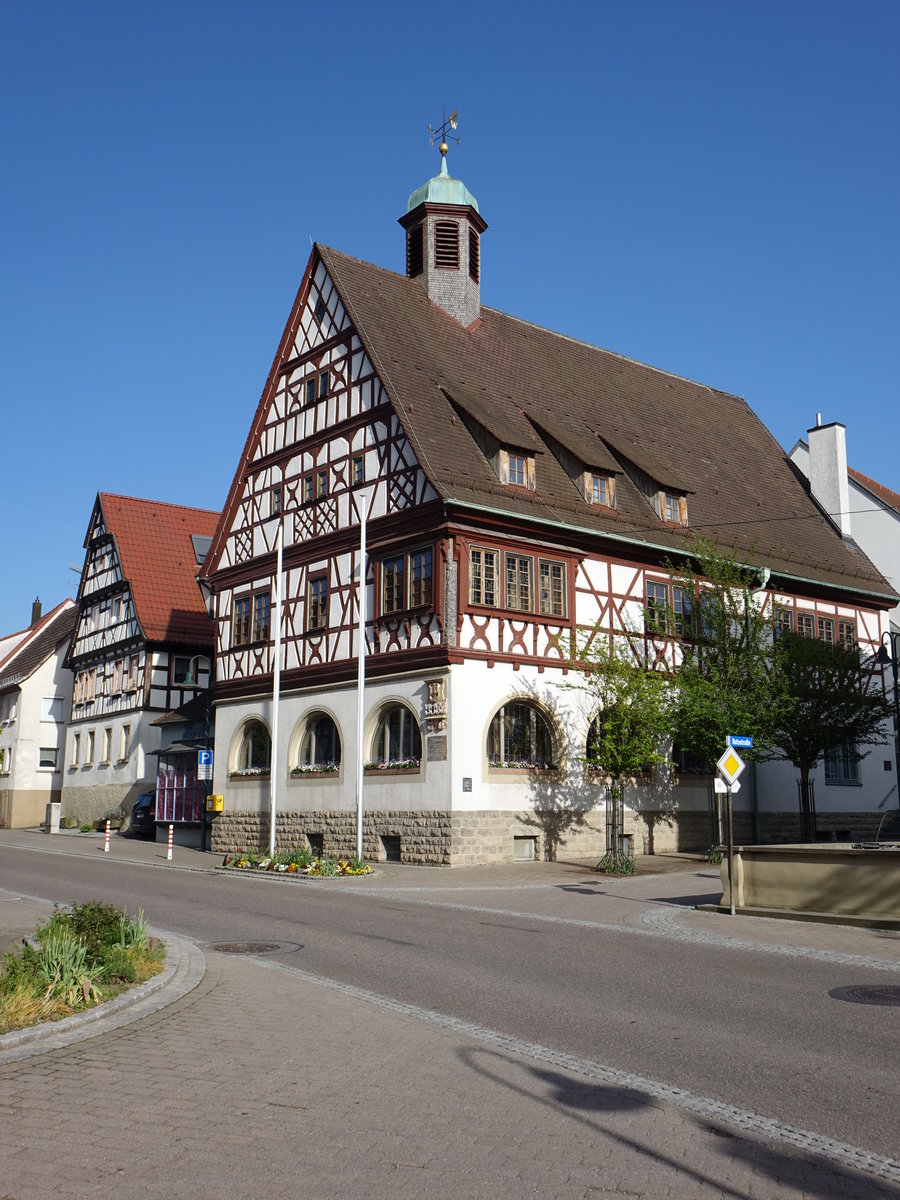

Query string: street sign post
[197,748,213,782]
[716,745,746,915]
[726,735,753,750]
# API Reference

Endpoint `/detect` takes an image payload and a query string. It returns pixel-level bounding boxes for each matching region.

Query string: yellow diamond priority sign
[716,746,746,786]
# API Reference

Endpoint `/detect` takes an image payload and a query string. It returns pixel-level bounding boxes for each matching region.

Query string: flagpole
[356,503,367,860]
[269,519,283,857]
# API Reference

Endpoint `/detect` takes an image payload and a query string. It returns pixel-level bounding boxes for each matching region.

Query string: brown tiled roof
[99,495,219,644]
[848,466,900,518]
[0,600,77,689]
[318,246,895,601]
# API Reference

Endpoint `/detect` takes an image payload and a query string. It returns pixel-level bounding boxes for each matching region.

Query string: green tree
[567,632,671,871]
[768,631,893,840]
[667,539,783,776]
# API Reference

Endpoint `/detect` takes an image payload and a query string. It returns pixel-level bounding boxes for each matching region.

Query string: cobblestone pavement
[1,831,899,1198]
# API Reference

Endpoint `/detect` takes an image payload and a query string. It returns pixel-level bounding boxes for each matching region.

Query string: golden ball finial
[439,141,449,156]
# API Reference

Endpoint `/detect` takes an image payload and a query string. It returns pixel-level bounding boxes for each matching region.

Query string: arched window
[234,720,271,775]
[294,713,341,774]
[487,702,554,769]
[369,705,421,768]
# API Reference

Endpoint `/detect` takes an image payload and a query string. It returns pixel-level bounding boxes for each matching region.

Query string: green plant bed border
[221,849,373,877]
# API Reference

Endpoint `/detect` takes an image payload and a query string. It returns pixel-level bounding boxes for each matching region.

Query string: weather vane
[427,108,460,157]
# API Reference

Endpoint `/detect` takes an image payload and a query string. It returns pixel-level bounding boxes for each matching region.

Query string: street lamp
[875,631,900,808]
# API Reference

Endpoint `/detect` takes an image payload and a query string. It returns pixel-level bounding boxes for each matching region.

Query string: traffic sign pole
[726,786,735,916]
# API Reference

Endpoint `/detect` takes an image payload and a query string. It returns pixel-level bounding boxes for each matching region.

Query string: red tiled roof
[848,466,900,517]
[99,494,219,644]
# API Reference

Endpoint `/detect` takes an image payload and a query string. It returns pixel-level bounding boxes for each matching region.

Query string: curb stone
[0,932,206,1065]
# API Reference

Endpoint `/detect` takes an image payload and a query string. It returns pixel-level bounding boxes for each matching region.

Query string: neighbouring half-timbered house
[202,148,898,864]
[61,493,219,828]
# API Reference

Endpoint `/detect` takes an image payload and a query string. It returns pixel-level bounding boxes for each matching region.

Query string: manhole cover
[211,942,282,955]
[830,985,900,1007]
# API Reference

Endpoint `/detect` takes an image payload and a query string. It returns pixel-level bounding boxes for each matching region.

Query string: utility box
[47,802,61,834]
[206,794,225,813]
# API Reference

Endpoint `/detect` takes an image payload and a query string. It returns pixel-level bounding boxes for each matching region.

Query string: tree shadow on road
[456,1045,900,1199]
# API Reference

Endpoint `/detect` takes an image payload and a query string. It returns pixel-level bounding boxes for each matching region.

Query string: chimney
[31,597,42,626]
[807,420,852,538]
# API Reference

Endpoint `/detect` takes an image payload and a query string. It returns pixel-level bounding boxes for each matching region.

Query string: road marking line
[255,954,900,1186]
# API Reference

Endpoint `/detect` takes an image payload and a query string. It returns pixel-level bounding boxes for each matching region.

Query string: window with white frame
[85,730,95,765]
[538,559,566,618]
[41,696,64,722]
[71,733,81,767]
[470,547,498,607]
[120,724,131,761]
[101,727,112,764]
[39,747,59,770]
[0,745,11,774]
[505,553,532,612]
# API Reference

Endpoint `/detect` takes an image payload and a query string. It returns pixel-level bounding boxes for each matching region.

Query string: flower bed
[221,848,372,877]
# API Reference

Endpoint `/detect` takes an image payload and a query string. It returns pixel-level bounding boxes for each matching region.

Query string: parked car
[130,792,157,838]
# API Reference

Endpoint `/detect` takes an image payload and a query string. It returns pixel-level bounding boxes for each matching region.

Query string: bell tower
[398,112,487,328]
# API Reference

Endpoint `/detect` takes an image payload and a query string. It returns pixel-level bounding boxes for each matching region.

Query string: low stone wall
[211,804,714,865]
[720,844,900,920]
[211,810,453,865]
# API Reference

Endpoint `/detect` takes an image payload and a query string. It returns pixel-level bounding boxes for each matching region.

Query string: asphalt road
[2,840,898,1167]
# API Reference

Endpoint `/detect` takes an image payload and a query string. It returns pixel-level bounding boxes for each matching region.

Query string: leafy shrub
[0,901,164,1034]
[101,944,136,983]
[80,824,93,833]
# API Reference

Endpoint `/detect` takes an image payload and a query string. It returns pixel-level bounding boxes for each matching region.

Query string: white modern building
[0,599,77,828]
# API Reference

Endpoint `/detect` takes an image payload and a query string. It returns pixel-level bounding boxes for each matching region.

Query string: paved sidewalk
[2,921,897,1199]
[2,831,899,1198]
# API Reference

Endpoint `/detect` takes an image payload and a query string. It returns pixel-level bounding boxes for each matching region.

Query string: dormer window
[586,472,615,508]
[662,492,688,525]
[498,449,535,490]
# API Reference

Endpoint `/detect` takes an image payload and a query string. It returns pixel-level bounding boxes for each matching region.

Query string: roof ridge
[482,305,741,401]
[847,465,900,513]
[100,492,220,518]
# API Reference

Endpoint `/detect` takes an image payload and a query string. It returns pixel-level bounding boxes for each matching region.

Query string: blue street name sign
[726,735,753,749]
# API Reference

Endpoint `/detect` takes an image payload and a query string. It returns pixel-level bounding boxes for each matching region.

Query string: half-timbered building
[202,149,898,864]
[62,493,218,827]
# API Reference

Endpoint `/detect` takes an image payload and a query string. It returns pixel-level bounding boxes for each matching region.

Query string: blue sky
[1,1,897,635]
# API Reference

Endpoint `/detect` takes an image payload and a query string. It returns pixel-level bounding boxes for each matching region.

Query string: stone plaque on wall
[427,734,448,761]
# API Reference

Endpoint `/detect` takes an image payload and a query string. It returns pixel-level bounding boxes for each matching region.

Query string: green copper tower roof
[407,154,481,214]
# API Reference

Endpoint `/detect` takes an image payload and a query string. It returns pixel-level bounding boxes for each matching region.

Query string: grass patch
[0,901,165,1035]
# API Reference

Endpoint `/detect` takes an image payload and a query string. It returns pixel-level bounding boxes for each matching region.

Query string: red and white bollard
[104,819,110,854]
[167,824,174,861]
